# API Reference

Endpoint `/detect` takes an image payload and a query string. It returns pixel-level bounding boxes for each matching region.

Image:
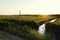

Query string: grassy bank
[0,15,58,40]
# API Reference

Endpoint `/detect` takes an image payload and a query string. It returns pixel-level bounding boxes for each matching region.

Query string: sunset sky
[0,0,60,15]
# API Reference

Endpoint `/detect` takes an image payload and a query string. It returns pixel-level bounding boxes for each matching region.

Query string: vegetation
[0,15,59,40]
[45,18,60,40]
[0,19,44,40]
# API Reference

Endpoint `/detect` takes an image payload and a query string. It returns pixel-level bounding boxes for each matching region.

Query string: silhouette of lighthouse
[19,10,21,15]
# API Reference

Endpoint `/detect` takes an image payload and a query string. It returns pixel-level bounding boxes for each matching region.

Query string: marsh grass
[0,15,57,40]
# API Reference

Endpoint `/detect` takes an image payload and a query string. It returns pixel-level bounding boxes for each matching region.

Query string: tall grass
[0,19,45,40]
[0,15,57,40]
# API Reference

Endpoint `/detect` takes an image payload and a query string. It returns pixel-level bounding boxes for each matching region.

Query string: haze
[0,0,60,15]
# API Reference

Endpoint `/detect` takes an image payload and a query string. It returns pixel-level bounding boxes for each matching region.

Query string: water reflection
[49,18,57,22]
[38,24,45,35]
[38,18,57,35]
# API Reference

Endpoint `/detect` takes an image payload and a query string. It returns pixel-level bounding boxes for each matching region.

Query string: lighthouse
[19,10,21,15]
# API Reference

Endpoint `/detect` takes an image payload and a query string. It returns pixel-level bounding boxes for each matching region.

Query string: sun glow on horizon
[0,0,60,15]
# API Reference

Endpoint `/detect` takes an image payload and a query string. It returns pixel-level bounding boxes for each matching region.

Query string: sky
[0,0,60,15]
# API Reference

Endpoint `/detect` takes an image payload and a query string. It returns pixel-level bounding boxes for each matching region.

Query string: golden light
[41,15,50,18]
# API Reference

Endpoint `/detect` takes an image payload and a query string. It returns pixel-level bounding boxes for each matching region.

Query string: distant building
[19,10,21,15]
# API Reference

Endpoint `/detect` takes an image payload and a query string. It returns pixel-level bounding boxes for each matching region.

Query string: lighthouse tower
[19,10,21,15]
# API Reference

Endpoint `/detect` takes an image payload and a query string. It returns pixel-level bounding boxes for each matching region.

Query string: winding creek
[38,18,57,35]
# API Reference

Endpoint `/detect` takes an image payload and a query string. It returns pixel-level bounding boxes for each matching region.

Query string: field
[0,15,60,40]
